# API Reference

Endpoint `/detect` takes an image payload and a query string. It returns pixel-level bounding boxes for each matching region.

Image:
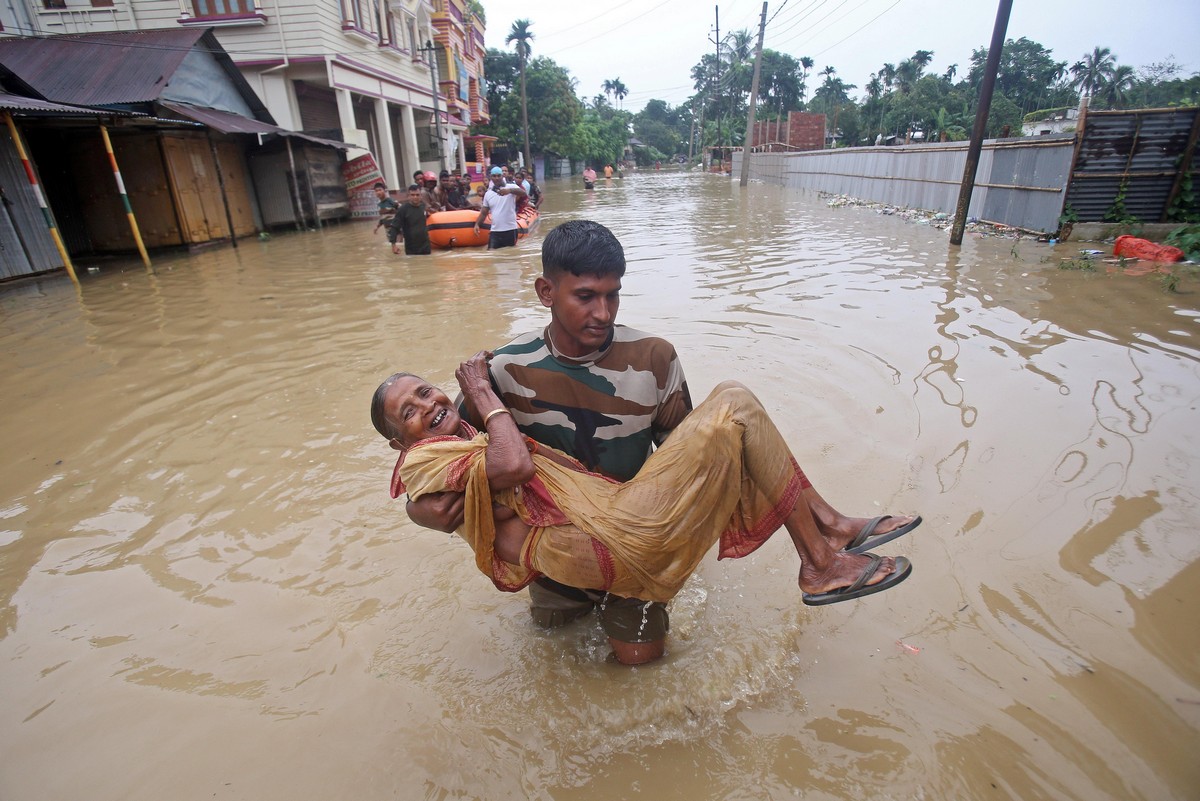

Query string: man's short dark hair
[541,220,625,279]
[407,183,420,192]
[373,181,386,190]
[439,170,451,178]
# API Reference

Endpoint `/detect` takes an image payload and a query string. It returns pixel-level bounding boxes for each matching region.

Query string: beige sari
[392,383,807,603]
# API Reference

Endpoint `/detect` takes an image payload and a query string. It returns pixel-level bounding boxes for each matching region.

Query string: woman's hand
[455,350,494,403]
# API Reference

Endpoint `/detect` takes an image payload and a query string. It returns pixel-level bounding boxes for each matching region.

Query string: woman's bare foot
[798,551,900,596]
[817,513,920,551]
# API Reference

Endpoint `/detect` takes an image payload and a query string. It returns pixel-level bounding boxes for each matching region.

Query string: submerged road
[1,171,1197,800]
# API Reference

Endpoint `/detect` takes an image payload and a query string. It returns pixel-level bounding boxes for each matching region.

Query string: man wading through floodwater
[399,220,921,664]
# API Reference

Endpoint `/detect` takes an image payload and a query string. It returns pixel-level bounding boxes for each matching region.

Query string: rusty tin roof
[0,29,254,110]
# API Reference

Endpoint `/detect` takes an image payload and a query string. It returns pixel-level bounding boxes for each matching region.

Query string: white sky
[480,0,1200,111]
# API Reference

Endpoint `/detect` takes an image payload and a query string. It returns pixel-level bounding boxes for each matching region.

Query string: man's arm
[472,197,490,232]
[406,491,465,532]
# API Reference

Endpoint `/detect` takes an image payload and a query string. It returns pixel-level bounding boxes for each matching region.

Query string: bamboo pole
[207,132,240,248]
[99,123,151,267]
[4,111,77,283]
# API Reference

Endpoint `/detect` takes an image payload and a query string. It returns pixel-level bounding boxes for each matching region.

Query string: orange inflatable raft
[426,205,540,249]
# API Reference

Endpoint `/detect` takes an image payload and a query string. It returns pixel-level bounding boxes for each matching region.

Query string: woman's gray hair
[370,372,416,441]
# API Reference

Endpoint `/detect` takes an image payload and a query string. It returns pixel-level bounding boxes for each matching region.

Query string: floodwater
[1,171,1198,801]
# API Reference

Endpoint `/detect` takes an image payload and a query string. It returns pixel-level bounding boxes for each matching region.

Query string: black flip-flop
[844,514,922,555]
[802,554,912,606]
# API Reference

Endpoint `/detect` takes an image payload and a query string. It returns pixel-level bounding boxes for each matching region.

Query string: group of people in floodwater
[581,163,621,189]
[371,218,921,666]
[372,163,543,253]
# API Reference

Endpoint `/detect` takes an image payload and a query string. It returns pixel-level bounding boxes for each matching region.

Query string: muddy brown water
[1,172,1198,801]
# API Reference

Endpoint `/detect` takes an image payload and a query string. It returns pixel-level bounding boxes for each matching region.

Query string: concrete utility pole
[949,0,1012,245]
[740,2,768,187]
[688,112,696,163]
[710,5,721,170]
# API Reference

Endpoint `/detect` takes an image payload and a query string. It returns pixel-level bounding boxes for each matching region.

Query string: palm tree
[612,78,628,109]
[506,18,534,169]
[1071,46,1116,99]
[1103,64,1136,108]
[911,49,934,77]
[880,62,896,92]
[601,79,615,103]
[943,63,957,83]
[728,30,753,65]
[799,56,814,103]
[894,59,919,94]
[865,74,883,101]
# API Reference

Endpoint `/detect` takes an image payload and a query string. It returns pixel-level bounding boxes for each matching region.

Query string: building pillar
[455,131,467,174]
[399,104,421,182]
[374,97,399,188]
[335,87,358,146]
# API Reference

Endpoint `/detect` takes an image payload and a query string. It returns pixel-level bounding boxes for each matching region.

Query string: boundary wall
[733,136,1075,233]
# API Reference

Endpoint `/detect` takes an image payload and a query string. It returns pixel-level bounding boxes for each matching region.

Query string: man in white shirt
[473,166,527,250]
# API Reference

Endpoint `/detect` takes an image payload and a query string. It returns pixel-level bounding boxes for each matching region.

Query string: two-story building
[0,0,489,190]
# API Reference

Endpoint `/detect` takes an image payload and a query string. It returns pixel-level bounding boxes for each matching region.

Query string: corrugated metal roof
[0,29,209,107]
[0,90,133,116]
[160,100,281,134]
[159,101,355,149]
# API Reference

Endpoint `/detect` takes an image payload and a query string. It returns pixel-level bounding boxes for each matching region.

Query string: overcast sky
[480,0,1200,111]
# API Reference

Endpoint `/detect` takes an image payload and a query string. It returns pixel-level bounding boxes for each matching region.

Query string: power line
[523,0,640,41]
[811,0,903,57]
[767,0,840,42]
[774,0,874,50]
[539,0,678,57]
[766,0,791,26]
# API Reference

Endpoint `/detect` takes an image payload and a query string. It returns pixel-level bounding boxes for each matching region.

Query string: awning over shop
[160,101,358,150]
[0,91,135,116]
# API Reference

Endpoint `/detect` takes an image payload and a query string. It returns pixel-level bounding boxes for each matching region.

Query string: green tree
[633,99,690,157]
[505,19,534,169]
[478,53,582,158]
[1102,64,1136,108]
[799,56,814,103]
[567,102,629,165]
[611,78,628,109]
[1071,46,1116,99]
[968,37,1073,114]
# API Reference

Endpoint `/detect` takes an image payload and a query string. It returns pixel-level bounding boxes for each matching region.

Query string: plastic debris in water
[897,640,921,654]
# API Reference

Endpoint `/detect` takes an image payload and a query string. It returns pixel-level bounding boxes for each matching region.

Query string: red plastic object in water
[1113,235,1185,263]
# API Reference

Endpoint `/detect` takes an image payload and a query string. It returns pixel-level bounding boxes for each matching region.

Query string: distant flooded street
[1,171,1197,801]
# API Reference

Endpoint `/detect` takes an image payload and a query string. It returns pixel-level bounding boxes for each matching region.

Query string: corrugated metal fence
[1064,107,1200,223]
[735,106,1199,234]
[0,125,62,279]
[735,136,1075,233]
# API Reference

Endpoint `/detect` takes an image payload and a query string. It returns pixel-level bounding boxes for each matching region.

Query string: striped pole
[3,111,77,283]
[99,124,151,267]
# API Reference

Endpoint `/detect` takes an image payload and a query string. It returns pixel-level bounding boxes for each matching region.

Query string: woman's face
[382,375,461,446]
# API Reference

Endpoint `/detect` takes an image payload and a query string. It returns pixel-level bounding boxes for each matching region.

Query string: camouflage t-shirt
[480,326,692,481]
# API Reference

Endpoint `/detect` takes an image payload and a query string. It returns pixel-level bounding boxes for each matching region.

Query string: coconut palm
[506,18,534,169]
[799,56,814,103]
[728,29,754,65]
[943,63,957,83]
[1103,64,1136,108]
[1071,46,1116,99]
